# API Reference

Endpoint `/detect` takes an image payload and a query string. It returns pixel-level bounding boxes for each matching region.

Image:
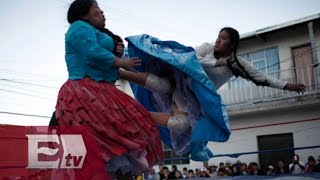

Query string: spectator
[235,160,242,165]
[209,165,218,177]
[147,169,160,180]
[199,167,211,178]
[305,156,317,173]
[187,169,195,178]
[182,167,188,179]
[169,165,178,179]
[175,170,183,179]
[240,163,248,175]
[203,161,209,168]
[195,168,201,177]
[158,164,164,177]
[217,168,227,177]
[248,162,262,176]
[225,160,232,169]
[225,160,233,175]
[233,160,242,170]
[275,160,289,175]
[231,164,241,176]
[160,166,170,180]
[218,162,225,171]
[266,165,276,176]
[289,154,305,175]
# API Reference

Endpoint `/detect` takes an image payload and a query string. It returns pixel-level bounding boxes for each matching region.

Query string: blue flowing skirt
[125,34,231,161]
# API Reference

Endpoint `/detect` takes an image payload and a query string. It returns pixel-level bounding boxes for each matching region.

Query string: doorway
[257,133,294,173]
[292,44,316,90]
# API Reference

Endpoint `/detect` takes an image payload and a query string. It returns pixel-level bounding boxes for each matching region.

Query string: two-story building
[117,13,320,172]
[190,13,320,171]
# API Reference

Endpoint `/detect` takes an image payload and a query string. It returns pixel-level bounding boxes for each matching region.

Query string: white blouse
[194,43,287,90]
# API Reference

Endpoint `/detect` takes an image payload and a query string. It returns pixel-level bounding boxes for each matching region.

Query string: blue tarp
[125,34,231,161]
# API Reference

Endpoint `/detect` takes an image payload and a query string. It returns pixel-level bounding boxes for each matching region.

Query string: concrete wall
[188,102,320,169]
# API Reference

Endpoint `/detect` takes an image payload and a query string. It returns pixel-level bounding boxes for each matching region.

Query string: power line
[0,83,57,95]
[0,79,57,89]
[0,68,58,78]
[0,78,61,82]
[0,88,53,100]
[0,111,50,119]
[256,45,320,71]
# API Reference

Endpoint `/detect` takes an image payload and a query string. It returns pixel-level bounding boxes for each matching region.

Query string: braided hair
[219,27,269,86]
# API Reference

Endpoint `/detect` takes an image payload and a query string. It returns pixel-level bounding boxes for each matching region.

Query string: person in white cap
[199,167,211,178]
[266,165,275,176]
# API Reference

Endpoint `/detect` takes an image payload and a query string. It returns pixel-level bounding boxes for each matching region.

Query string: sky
[0,0,320,125]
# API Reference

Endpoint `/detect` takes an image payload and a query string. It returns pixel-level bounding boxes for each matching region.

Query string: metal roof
[240,13,320,40]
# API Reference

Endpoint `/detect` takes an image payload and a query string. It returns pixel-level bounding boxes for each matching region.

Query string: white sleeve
[237,56,287,89]
[194,43,214,58]
[194,43,217,67]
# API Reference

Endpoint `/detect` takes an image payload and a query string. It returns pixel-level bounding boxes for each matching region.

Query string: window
[162,143,190,165]
[229,47,280,89]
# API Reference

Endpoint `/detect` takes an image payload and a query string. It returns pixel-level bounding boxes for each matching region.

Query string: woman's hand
[121,57,142,70]
[114,57,141,70]
[283,83,306,94]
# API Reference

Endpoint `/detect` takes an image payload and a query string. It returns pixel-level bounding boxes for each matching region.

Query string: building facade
[117,14,320,171]
[191,13,320,170]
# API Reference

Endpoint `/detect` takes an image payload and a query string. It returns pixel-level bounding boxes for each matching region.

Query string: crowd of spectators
[143,154,320,179]
[2,154,320,180]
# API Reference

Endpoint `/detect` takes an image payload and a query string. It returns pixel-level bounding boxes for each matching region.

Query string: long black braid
[221,27,269,86]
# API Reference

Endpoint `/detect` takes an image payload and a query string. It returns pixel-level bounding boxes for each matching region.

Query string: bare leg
[150,112,171,127]
[172,102,188,117]
[119,69,188,129]
[150,103,188,127]
[150,113,190,129]
[119,69,173,94]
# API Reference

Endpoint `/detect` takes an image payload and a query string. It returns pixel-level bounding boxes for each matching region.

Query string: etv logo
[26,134,87,169]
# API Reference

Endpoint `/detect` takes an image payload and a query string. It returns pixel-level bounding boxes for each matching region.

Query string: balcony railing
[219,64,320,107]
